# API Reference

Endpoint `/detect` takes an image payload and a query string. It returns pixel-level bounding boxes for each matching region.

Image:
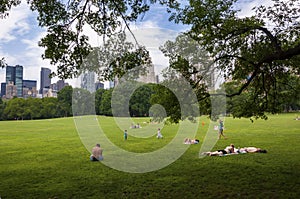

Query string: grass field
[0,114,299,198]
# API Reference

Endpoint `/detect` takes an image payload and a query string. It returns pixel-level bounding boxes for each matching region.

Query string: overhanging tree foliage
[166,0,300,119]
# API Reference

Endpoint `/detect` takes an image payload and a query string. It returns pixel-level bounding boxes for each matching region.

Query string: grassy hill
[0,114,299,198]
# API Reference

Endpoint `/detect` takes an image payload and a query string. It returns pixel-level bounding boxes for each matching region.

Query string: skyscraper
[15,65,23,97]
[6,66,15,84]
[40,67,51,95]
[6,65,23,97]
[80,71,95,93]
[1,82,6,97]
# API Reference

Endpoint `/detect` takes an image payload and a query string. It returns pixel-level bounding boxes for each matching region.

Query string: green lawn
[0,114,299,198]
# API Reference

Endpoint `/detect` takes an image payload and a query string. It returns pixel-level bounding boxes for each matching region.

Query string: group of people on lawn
[90,119,267,161]
[90,127,163,161]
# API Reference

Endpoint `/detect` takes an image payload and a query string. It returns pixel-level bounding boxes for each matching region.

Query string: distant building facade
[50,79,69,93]
[56,80,68,91]
[23,80,37,98]
[44,89,57,98]
[5,81,17,99]
[138,64,156,83]
[40,67,51,96]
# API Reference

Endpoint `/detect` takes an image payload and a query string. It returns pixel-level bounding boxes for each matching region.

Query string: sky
[0,0,273,90]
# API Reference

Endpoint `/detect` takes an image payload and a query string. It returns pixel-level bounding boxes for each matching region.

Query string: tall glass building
[15,65,23,97]
[0,82,6,97]
[40,67,51,95]
[6,65,23,97]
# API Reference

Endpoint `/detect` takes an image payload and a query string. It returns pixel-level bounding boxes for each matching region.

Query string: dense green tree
[57,86,73,117]
[160,33,213,90]
[100,88,113,116]
[95,88,106,115]
[0,98,5,120]
[41,97,59,118]
[150,83,181,123]
[3,98,26,120]
[278,75,300,111]
[23,97,42,119]
[223,74,300,120]
[159,33,213,120]
[129,84,154,117]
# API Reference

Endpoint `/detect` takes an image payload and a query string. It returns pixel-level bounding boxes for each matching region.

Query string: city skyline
[0,65,51,91]
[0,65,70,99]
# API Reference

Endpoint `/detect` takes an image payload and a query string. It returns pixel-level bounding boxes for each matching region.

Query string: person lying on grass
[184,138,200,144]
[202,144,267,156]
[237,147,267,154]
[202,144,236,156]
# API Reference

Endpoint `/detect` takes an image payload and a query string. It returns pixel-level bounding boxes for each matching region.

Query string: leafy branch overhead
[173,0,300,88]
[27,0,180,79]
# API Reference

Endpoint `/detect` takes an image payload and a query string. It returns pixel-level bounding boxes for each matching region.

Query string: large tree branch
[215,54,256,65]
[257,26,282,53]
[66,0,90,27]
[214,44,300,98]
[226,67,259,97]
[224,25,282,53]
[259,43,300,64]
[112,1,139,46]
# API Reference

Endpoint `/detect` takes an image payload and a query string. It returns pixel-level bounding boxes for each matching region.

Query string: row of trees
[0,80,299,121]
[0,86,73,120]
[0,84,155,120]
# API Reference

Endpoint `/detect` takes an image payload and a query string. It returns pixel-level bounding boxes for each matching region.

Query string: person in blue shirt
[124,129,128,140]
[218,119,227,139]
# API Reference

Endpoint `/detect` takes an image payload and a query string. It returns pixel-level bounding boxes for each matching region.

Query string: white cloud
[21,31,58,85]
[0,1,31,43]
[236,0,273,17]
[0,1,58,89]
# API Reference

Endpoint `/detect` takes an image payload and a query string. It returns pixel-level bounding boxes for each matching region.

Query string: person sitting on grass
[157,128,163,139]
[90,144,103,161]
